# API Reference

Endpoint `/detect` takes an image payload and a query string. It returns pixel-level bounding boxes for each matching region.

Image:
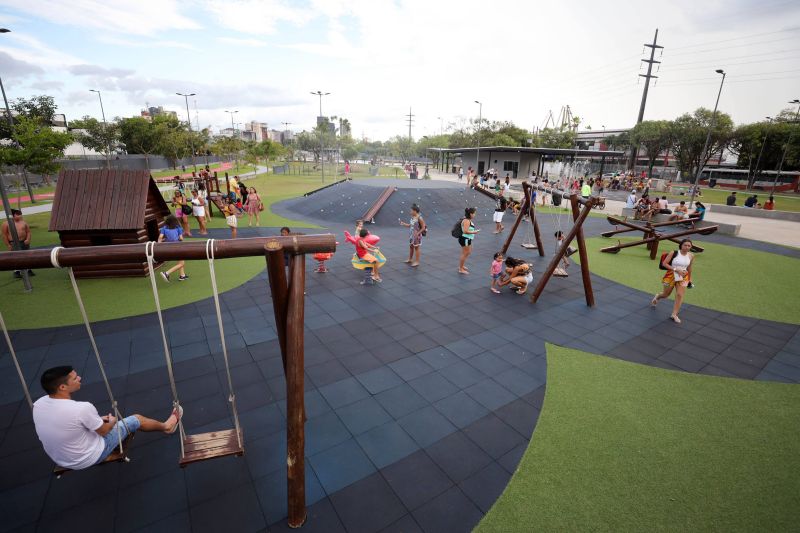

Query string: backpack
[451,218,464,238]
[659,250,678,270]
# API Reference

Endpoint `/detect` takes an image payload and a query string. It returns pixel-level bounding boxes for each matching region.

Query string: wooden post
[286,253,307,528]
[225,172,230,195]
[264,241,289,373]
[530,196,594,304]
[501,188,528,255]
[570,195,595,307]
[528,188,545,256]
[650,233,659,260]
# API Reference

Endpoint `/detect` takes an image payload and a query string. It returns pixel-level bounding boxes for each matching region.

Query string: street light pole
[89,89,111,169]
[225,110,239,170]
[437,116,444,136]
[750,116,772,190]
[689,69,726,208]
[771,99,800,195]
[310,91,330,183]
[474,101,482,175]
[176,92,197,173]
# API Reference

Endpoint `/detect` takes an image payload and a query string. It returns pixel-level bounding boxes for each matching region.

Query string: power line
[666,34,799,57]
[667,26,799,51]
[665,48,800,68]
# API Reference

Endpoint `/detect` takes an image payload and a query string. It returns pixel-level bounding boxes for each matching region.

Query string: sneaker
[178,275,189,281]
[160,272,170,283]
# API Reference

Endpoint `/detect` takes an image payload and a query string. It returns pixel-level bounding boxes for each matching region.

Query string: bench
[620,208,740,235]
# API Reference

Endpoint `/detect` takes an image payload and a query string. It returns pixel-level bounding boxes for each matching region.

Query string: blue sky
[0,0,798,141]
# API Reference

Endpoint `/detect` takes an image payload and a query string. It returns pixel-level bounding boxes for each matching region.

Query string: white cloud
[0,50,43,77]
[202,0,310,35]
[96,35,200,51]
[29,80,64,90]
[216,37,269,47]
[0,32,83,67]
[0,0,201,35]
[68,64,135,78]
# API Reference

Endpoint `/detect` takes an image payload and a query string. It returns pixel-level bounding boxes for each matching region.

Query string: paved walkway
[1,181,797,532]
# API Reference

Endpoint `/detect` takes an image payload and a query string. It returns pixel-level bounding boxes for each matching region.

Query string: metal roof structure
[428,146,625,157]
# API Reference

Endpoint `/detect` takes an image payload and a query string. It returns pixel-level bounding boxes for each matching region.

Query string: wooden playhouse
[49,169,171,278]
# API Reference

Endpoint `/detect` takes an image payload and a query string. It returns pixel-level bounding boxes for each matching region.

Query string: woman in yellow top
[651,239,694,324]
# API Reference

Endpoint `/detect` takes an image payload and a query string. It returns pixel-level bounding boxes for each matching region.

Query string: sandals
[166,405,184,434]
[651,295,659,307]
[491,288,501,294]
[670,315,682,324]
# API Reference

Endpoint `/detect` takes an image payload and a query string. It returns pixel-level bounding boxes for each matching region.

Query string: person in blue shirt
[158,215,188,282]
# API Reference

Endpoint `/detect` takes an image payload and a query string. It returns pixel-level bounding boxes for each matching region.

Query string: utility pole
[406,107,415,142]
[630,28,663,170]
[177,92,198,173]
[310,91,330,182]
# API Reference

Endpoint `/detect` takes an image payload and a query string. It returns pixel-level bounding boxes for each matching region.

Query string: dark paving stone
[388,356,435,381]
[658,351,707,373]
[433,391,490,429]
[115,469,188,533]
[426,431,493,484]
[336,397,392,436]
[493,397,541,438]
[399,406,457,448]
[379,514,424,533]
[254,465,325,525]
[371,342,414,364]
[465,352,513,377]
[761,360,800,381]
[189,481,266,533]
[268,497,345,532]
[708,355,761,379]
[375,383,429,419]
[37,493,118,533]
[411,486,483,533]
[407,372,459,403]
[381,448,453,511]
[356,421,419,469]
[719,345,773,368]
[309,438,375,494]
[318,377,370,409]
[329,471,406,533]
[463,414,526,460]
[416,346,460,370]
[306,360,351,388]
[497,441,529,474]
[355,366,404,395]
[492,367,544,397]
[0,477,49,532]
[185,453,252,506]
[443,339,484,359]
[399,333,441,354]
[459,461,512,513]
[245,430,287,478]
[305,410,352,456]
[464,379,517,411]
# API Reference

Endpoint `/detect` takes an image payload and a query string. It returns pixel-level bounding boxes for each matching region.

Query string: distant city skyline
[0,0,798,141]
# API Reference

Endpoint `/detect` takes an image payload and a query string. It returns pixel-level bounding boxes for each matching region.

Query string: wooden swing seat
[179,428,244,467]
[54,434,134,478]
[553,268,569,278]
[520,243,538,249]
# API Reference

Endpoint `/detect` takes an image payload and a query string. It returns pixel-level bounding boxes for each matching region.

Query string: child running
[224,197,240,239]
[490,252,504,294]
[158,215,188,282]
[357,228,383,283]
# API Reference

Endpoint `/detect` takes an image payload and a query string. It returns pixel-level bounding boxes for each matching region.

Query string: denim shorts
[96,415,140,463]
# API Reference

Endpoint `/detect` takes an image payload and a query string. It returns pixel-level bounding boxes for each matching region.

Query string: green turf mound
[581,237,800,324]
[477,344,800,532]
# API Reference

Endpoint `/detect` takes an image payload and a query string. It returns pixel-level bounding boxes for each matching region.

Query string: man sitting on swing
[33,366,183,470]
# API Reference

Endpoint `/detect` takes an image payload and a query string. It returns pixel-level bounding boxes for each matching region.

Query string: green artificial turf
[667,187,800,213]
[580,236,800,324]
[477,344,800,533]
[0,254,266,330]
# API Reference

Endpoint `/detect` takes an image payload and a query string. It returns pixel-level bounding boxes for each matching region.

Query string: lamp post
[436,116,444,136]
[0,28,36,209]
[474,100,482,175]
[176,92,197,173]
[224,110,239,170]
[689,69,726,208]
[750,116,772,190]
[89,89,111,169]
[771,99,800,195]
[310,91,330,182]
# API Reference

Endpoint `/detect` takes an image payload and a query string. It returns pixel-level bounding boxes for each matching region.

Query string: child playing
[490,252,504,294]
[158,215,188,282]
[223,197,240,239]
[357,228,383,283]
[554,230,576,269]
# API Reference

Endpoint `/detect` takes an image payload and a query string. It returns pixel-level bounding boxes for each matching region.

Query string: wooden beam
[286,254,307,528]
[599,225,718,254]
[569,195,595,307]
[264,242,289,374]
[529,187,545,256]
[501,189,527,255]
[0,235,337,271]
[530,198,595,304]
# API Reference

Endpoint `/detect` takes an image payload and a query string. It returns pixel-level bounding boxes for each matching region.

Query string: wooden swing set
[601,215,718,259]
[495,181,597,307]
[0,234,336,528]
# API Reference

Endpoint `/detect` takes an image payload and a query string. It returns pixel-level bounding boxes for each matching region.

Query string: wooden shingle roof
[49,169,170,231]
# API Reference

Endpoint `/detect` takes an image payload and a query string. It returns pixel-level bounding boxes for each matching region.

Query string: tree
[294,131,320,163]
[670,108,734,178]
[532,128,575,149]
[0,116,71,208]
[118,117,159,169]
[70,115,120,167]
[603,131,632,152]
[0,94,59,141]
[630,120,673,178]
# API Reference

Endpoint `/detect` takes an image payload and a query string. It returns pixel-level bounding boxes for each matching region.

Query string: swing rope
[144,241,186,457]
[205,239,242,448]
[50,246,128,455]
[0,310,33,409]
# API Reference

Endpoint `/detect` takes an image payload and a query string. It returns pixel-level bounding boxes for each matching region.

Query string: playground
[0,171,798,532]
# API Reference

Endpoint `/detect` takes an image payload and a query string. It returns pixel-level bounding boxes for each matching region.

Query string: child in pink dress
[490,252,504,294]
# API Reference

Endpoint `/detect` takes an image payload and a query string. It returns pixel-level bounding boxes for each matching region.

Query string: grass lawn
[580,236,800,324]
[477,344,800,532]
[1,199,53,211]
[0,253,266,330]
[668,186,800,213]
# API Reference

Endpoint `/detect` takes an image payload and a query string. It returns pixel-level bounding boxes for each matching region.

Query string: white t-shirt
[626,194,636,208]
[33,396,104,469]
